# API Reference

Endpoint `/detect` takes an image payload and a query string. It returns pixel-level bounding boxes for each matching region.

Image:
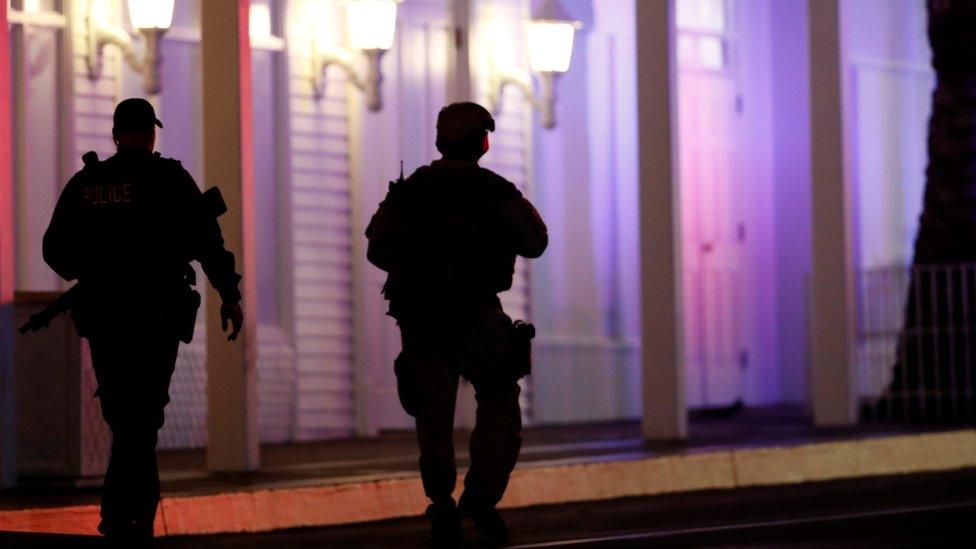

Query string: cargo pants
[395,302,523,510]
[87,317,179,539]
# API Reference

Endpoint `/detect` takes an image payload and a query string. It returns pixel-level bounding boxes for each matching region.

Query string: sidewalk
[1,406,974,537]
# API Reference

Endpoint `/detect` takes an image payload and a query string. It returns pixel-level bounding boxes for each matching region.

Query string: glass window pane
[676,0,726,33]
[14,25,62,291]
[697,36,726,69]
[11,0,58,11]
[678,35,728,70]
[677,34,696,68]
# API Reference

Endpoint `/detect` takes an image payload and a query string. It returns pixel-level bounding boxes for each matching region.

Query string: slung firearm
[18,285,80,335]
[20,173,229,336]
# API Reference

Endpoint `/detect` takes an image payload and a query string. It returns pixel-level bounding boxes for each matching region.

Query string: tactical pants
[87,321,179,539]
[396,310,523,510]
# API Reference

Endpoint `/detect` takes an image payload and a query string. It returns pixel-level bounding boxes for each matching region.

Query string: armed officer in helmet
[42,98,243,544]
[366,102,548,546]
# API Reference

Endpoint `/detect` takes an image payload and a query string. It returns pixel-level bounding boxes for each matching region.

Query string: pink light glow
[1,1,14,306]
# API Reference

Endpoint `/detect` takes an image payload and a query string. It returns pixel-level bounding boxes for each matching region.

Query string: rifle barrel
[17,285,78,335]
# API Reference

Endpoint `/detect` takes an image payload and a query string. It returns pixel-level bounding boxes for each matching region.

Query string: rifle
[18,285,80,334]
[20,186,228,337]
[389,160,404,190]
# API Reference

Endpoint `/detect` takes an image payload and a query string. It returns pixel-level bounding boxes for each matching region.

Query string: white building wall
[530,0,789,415]
[149,0,210,450]
[20,0,306,449]
[348,0,537,432]
[528,0,640,423]
[840,0,932,403]
[469,0,535,424]
[841,0,932,270]
[11,0,66,293]
[731,0,778,406]
[14,0,657,441]
[284,0,357,440]
[770,0,813,404]
[151,0,359,447]
[13,0,623,450]
[349,0,460,434]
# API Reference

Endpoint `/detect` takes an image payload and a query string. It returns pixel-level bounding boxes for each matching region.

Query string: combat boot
[99,519,153,547]
[459,502,509,541]
[426,501,464,547]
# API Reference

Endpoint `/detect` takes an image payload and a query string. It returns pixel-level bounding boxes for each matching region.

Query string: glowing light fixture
[527,21,576,73]
[86,0,174,95]
[345,0,398,50]
[249,3,273,40]
[311,0,401,111]
[488,0,581,129]
[126,0,174,30]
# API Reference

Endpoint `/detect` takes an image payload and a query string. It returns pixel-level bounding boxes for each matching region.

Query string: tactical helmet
[436,102,495,155]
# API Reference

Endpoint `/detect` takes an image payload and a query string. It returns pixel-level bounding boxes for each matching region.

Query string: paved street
[2,468,974,547]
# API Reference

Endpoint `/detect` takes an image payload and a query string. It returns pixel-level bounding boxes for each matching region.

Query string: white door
[677,0,745,409]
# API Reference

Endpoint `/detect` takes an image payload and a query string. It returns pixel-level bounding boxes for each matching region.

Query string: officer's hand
[221,301,244,341]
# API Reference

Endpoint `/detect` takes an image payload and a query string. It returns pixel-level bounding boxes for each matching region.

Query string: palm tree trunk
[876,0,976,421]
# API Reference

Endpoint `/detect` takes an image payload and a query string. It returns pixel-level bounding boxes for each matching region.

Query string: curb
[1,429,974,537]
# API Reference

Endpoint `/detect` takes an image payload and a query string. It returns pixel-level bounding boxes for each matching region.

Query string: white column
[201,0,260,471]
[636,0,685,439]
[807,0,857,426]
[0,1,17,488]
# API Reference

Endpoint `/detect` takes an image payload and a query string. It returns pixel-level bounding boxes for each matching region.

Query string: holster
[509,320,535,379]
[177,286,202,344]
[176,266,202,343]
[456,309,535,384]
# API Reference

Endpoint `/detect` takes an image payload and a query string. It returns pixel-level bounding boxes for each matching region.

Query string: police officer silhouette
[366,102,548,546]
[42,98,243,544]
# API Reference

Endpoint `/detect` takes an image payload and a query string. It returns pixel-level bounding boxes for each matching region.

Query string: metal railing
[857,263,976,422]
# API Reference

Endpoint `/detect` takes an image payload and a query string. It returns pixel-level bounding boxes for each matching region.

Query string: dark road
[3,468,974,547]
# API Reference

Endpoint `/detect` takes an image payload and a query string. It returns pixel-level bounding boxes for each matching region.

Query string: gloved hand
[220,301,244,341]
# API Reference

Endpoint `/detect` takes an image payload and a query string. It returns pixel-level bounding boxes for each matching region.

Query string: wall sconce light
[487,0,580,129]
[311,0,400,111]
[86,0,174,95]
[249,3,273,41]
[249,3,286,51]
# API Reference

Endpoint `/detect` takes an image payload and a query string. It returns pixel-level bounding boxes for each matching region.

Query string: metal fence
[857,263,976,422]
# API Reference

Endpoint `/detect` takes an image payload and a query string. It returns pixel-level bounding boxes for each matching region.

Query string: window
[676,0,730,71]
[9,0,66,291]
[677,0,727,33]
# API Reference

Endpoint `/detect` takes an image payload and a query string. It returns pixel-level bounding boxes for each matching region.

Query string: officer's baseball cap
[436,102,495,143]
[113,98,163,132]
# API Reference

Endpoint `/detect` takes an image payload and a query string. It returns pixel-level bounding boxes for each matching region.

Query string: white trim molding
[7,9,66,29]
[163,26,286,52]
[531,335,640,423]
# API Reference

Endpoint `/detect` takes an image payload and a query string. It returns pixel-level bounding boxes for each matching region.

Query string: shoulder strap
[153,152,185,171]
